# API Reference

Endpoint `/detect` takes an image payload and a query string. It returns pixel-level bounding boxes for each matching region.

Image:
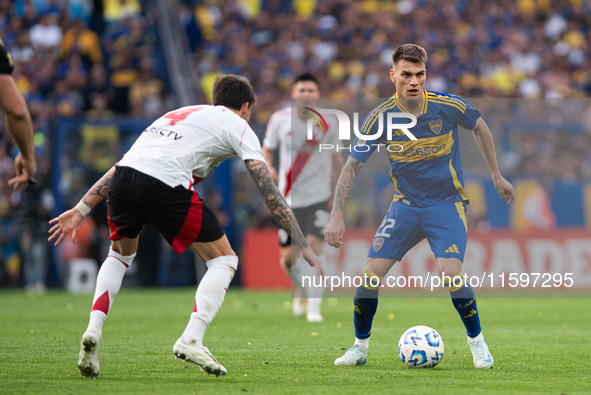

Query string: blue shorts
[368,201,468,261]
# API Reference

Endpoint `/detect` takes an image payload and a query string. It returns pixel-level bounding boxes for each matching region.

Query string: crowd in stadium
[1,0,590,289]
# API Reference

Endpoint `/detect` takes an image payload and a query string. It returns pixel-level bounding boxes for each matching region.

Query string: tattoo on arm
[332,157,363,213]
[245,160,308,249]
[82,165,117,209]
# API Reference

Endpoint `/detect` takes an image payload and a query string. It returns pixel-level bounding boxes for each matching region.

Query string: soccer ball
[398,325,444,368]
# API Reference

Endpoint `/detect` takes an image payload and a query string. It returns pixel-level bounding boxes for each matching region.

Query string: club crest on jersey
[373,237,385,252]
[429,119,443,135]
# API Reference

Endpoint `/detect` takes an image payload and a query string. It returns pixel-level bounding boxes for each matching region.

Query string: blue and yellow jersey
[350,90,481,208]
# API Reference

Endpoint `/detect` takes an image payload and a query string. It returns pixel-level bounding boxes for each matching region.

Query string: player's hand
[48,207,85,246]
[301,246,325,277]
[8,153,36,190]
[493,175,516,204]
[325,211,345,248]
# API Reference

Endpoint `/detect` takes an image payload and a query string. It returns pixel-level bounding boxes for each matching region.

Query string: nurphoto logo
[303,107,418,153]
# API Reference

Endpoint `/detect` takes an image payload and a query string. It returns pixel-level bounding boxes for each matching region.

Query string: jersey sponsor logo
[429,119,443,135]
[388,131,453,163]
[144,126,183,140]
[373,237,385,252]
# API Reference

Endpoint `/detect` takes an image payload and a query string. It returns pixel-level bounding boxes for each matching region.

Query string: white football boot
[78,328,101,379]
[292,298,305,317]
[334,344,367,366]
[468,333,494,369]
[306,299,324,323]
[173,338,227,376]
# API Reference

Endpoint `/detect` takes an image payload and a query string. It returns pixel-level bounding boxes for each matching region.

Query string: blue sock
[446,274,481,338]
[353,270,382,339]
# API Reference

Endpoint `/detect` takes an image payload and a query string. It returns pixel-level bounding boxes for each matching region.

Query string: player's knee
[3,97,28,120]
[189,239,236,261]
[437,257,462,277]
[206,255,238,271]
[107,247,136,268]
[279,247,292,268]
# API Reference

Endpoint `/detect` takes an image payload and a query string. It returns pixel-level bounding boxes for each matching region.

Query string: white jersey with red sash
[263,106,338,209]
[119,105,265,189]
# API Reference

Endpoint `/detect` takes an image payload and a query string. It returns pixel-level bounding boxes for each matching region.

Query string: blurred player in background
[48,75,324,378]
[0,39,36,189]
[326,44,515,369]
[263,73,343,322]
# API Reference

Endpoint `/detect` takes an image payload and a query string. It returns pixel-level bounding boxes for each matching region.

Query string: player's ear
[239,102,250,121]
[389,68,396,83]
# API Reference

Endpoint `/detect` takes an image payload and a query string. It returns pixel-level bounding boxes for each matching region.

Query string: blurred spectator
[86,92,114,120]
[103,0,141,25]
[48,79,84,117]
[9,30,34,64]
[128,58,164,118]
[82,63,114,111]
[29,13,62,54]
[61,19,103,65]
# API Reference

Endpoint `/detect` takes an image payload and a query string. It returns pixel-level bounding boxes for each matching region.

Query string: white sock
[355,337,369,351]
[287,257,305,287]
[302,254,325,301]
[181,255,238,346]
[285,257,307,299]
[468,332,484,342]
[87,248,135,337]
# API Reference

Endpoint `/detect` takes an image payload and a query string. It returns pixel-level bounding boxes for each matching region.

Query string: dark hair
[293,73,320,87]
[212,74,256,110]
[392,44,428,67]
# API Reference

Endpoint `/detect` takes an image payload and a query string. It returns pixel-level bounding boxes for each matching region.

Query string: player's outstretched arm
[0,74,36,190]
[245,159,324,276]
[472,117,516,204]
[325,156,364,248]
[48,164,117,246]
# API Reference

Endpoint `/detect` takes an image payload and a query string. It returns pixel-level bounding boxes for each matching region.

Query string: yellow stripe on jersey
[393,90,428,116]
[455,201,468,232]
[359,96,397,138]
[427,92,466,111]
[449,159,469,201]
[388,131,454,163]
[389,173,405,202]
[428,98,466,114]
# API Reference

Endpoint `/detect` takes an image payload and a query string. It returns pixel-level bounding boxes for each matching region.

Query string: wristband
[75,200,92,217]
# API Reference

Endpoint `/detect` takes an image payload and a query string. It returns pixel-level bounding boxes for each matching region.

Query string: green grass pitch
[1,288,589,394]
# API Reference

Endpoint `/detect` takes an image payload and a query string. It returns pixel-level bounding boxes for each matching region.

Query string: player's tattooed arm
[245,159,309,249]
[325,156,363,248]
[81,164,118,209]
[331,156,364,214]
[48,163,118,246]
